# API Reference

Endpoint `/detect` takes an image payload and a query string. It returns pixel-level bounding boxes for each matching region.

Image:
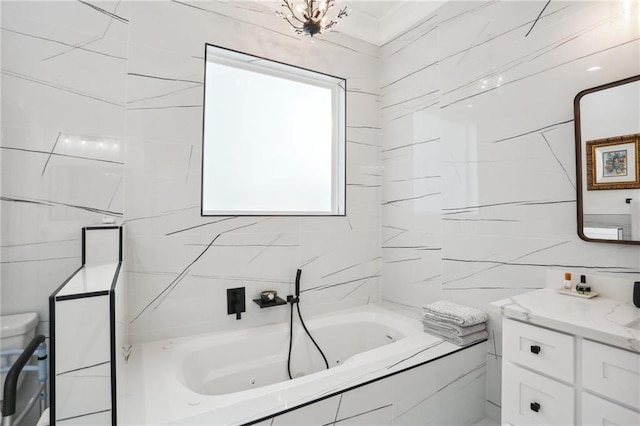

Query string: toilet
[0,312,39,402]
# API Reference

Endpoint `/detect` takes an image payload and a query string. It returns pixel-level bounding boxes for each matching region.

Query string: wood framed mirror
[575,74,640,243]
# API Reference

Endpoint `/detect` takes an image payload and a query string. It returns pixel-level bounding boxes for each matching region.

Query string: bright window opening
[201,44,346,216]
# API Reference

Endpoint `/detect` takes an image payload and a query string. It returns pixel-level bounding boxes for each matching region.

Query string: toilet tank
[1,312,39,401]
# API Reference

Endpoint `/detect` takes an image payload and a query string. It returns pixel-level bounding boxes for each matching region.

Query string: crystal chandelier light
[276,0,349,37]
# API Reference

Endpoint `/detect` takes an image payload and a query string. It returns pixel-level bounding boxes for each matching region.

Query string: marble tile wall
[5,1,640,421]
[1,0,127,336]
[252,341,487,426]
[54,295,112,424]
[380,0,640,420]
[123,0,381,342]
[1,0,381,344]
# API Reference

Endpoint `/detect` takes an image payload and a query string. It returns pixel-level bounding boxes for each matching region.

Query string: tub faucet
[227,287,246,320]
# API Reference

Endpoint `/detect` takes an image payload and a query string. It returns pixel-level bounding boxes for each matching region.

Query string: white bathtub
[122,304,482,425]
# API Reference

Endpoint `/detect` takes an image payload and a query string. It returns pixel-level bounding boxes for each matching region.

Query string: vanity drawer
[502,362,574,426]
[503,319,574,383]
[582,339,640,409]
[581,392,640,425]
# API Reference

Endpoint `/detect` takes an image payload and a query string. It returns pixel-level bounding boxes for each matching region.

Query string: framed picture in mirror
[586,133,640,190]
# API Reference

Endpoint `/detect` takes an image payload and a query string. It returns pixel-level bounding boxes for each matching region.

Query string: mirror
[575,75,640,243]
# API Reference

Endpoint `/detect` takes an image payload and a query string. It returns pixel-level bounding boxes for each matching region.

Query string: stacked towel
[422,300,488,347]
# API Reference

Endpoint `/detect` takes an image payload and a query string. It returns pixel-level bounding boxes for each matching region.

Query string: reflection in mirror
[575,75,640,243]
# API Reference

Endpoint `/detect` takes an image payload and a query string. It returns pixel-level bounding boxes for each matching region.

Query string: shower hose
[287,269,329,380]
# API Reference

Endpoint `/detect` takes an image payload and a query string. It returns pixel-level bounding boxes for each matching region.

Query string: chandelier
[276,0,349,37]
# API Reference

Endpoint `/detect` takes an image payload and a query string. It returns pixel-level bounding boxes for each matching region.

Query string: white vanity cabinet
[581,393,640,426]
[502,318,640,425]
[581,339,640,409]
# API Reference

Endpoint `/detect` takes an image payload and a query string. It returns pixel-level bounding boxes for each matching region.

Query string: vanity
[492,275,640,425]
[490,73,640,425]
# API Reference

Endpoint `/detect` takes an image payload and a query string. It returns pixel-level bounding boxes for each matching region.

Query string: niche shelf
[253,296,287,308]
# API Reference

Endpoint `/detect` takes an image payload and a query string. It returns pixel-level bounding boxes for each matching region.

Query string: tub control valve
[227,287,246,320]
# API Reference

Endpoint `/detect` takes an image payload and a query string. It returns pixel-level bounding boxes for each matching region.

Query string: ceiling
[350,1,404,19]
[339,1,443,45]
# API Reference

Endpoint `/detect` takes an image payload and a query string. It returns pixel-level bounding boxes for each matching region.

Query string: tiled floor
[472,417,500,426]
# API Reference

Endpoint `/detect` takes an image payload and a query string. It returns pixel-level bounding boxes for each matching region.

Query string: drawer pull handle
[530,402,541,413]
[530,345,541,354]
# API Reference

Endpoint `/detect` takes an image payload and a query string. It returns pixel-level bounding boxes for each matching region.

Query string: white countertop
[491,288,640,353]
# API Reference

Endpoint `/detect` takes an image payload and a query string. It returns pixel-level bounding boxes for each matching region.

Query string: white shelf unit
[49,226,126,426]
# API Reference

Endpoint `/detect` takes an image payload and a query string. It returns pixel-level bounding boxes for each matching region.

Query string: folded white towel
[422,300,488,326]
[424,329,488,347]
[422,319,486,337]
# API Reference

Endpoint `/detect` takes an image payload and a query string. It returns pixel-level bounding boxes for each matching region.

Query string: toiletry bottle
[563,272,572,290]
[577,275,590,295]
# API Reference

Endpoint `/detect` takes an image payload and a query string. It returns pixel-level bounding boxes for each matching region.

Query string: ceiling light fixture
[276,0,349,37]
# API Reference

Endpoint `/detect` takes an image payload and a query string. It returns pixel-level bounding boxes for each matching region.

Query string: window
[201,44,346,216]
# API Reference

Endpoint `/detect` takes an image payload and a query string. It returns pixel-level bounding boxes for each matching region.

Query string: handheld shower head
[295,269,302,298]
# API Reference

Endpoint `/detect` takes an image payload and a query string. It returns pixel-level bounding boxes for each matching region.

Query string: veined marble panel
[381,1,640,421]
[124,0,381,341]
[228,341,486,426]
[1,0,130,43]
[1,0,127,329]
[380,4,443,310]
[5,1,640,419]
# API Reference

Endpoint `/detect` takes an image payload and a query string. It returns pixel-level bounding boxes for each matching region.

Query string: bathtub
[122,304,487,425]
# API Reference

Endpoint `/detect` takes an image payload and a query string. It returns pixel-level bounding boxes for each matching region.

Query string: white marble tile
[2,46,126,138]
[486,352,502,411]
[345,184,382,232]
[334,379,394,426]
[1,0,128,336]
[380,1,640,417]
[119,0,382,342]
[391,342,486,425]
[125,104,202,147]
[270,395,341,425]
[298,230,380,296]
[55,295,110,373]
[2,0,130,43]
[114,265,129,426]
[55,362,112,421]
[126,230,302,340]
[0,262,41,315]
[123,140,199,220]
[1,147,123,221]
[0,251,79,322]
[382,249,442,308]
[485,403,502,426]
[84,227,121,265]
[57,411,112,426]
